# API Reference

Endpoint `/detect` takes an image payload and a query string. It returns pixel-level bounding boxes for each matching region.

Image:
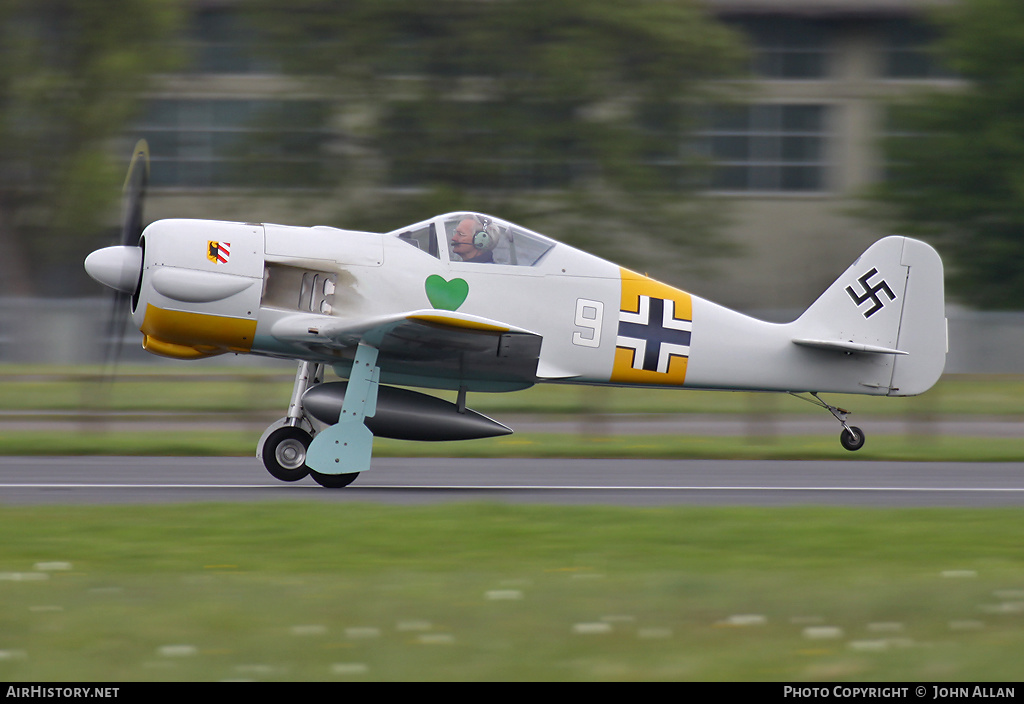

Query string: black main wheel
[840,426,865,451]
[262,427,312,482]
[310,470,360,488]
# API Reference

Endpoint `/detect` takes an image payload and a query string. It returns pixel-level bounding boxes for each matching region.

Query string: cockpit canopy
[395,213,555,267]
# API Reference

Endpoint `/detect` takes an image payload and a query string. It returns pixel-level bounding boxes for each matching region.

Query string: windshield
[442,213,555,266]
[394,219,440,259]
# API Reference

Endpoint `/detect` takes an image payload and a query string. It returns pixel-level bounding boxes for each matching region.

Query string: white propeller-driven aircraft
[85,141,947,487]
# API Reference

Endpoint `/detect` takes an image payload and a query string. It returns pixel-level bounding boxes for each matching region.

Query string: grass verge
[1,503,1022,681]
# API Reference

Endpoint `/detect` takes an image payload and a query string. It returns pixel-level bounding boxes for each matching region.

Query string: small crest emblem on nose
[207,241,231,264]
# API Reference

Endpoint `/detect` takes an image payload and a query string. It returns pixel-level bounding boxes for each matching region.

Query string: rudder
[890,237,947,396]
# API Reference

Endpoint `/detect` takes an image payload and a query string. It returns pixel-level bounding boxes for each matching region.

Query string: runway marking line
[2,483,1024,493]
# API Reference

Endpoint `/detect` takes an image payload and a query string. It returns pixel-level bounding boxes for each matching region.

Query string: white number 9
[572,298,603,348]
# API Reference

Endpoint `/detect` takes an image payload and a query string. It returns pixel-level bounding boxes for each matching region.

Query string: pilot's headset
[471,217,500,252]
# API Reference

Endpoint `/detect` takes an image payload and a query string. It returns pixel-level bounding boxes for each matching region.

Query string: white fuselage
[125,213,944,398]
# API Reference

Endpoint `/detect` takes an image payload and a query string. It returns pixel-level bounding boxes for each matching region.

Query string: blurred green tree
[872,0,1024,309]
[246,0,747,275]
[0,0,183,295]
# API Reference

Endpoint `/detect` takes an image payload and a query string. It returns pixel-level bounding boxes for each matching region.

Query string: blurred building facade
[697,0,957,312]
[4,0,1014,371]
[136,0,957,313]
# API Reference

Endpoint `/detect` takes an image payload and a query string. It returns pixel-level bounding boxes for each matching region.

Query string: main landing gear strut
[257,360,362,488]
[790,392,865,451]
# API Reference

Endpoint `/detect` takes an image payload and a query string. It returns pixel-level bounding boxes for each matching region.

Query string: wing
[269,309,543,391]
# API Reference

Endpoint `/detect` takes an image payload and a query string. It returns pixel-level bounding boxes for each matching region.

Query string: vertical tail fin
[792,236,946,396]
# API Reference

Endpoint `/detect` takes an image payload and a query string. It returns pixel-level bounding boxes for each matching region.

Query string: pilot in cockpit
[450,215,498,263]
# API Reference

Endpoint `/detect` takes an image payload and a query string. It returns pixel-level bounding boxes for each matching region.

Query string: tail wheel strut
[790,392,866,452]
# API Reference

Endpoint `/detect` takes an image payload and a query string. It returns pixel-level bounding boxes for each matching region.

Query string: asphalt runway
[2,456,1023,507]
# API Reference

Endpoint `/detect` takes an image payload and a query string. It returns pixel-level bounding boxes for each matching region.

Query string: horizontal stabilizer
[792,338,908,356]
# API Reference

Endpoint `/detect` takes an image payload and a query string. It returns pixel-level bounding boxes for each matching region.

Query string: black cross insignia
[617,296,692,373]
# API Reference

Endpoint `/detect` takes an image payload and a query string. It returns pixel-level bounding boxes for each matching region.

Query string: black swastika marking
[846,268,895,318]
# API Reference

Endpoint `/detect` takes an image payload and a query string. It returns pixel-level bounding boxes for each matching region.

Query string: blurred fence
[0,298,276,369]
[1,297,1022,374]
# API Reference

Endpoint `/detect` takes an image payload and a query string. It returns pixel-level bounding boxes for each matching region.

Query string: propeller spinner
[84,245,143,293]
[86,140,148,293]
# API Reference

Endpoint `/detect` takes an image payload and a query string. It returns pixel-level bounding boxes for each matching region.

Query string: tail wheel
[310,470,360,488]
[262,427,312,482]
[840,426,865,451]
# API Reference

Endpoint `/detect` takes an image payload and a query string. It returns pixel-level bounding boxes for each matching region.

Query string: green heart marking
[425,275,469,311]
